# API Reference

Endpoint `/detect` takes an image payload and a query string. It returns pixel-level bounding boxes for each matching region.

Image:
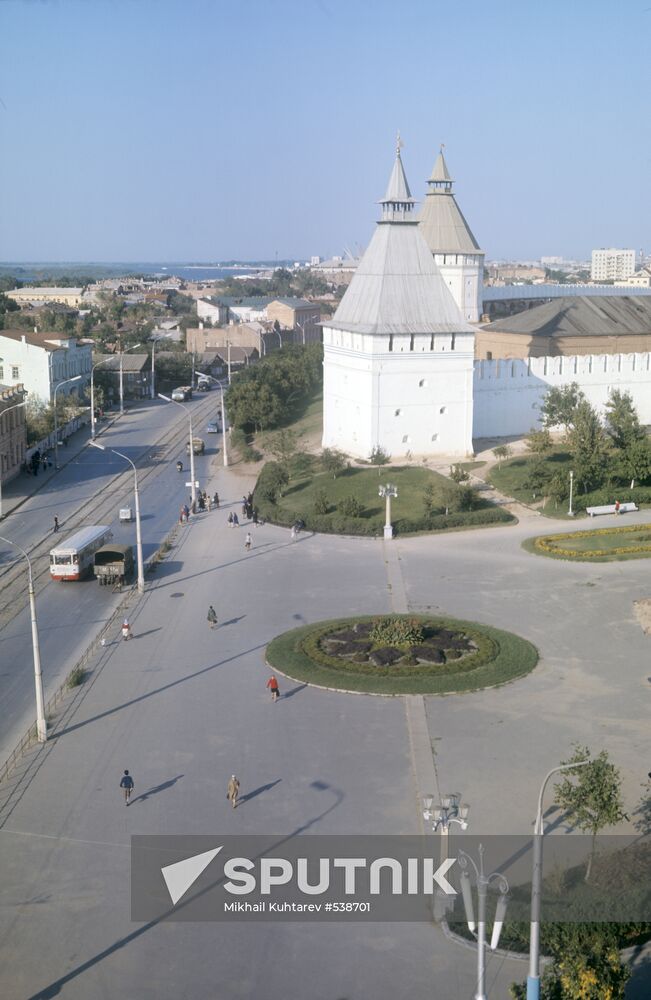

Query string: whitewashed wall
[473,353,651,438]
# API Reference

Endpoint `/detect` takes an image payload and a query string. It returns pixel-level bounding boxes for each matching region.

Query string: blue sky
[1,0,650,262]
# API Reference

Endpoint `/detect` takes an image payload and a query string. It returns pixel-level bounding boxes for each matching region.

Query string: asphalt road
[0,456,650,998]
[0,394,224,761]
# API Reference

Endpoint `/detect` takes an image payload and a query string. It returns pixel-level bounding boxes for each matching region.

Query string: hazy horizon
[1,0,650,263]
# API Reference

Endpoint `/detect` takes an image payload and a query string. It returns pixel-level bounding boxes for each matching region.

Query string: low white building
[0,329,92,403]
[322,142,475,459]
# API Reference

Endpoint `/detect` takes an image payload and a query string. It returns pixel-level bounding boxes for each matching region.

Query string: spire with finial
[379,131,415,222]
[427,143,453,191]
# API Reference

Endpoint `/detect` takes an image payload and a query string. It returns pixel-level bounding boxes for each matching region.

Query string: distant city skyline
[1,0,650,263]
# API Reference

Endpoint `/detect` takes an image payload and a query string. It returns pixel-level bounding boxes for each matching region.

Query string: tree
[540,383,586,433]
[522,455,551,496]
[313,489,330,515]
[525,427,553,455]
[321,448,348,478]
[449,463,469,483]
[614,435,651,487]
[604,389,644,452]
[423,483,439,518]
[369,445,391,475]
[257,462,289,503]
[492,444,513,468]
[547,471,568,508]
[265,429,298,469]
[566,401,608,493]
[510,925,630,999]
[553,745,626,882]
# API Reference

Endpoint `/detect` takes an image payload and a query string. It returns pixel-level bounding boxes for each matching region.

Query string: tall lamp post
[118,342,141,415]
[378,482,398,540]
[296,318,308,346]
[90,356,113,440]
[423,793,470,920]
[527,760,591,1000]
[53,375,82,469]
[0,398,27,519]
[158,393,197,508]
[196,371,228,467]
[567,469,575,517]
[89,442,145,593]
[149,335,164,400]
[0,535,47,742]
[458,844,510,1000]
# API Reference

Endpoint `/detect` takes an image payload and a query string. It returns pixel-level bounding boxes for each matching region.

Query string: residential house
[92,354,152,400]
[0,384,28,486]
[6,287,85,308]
[0,329,92,403]
[266,298,321,342]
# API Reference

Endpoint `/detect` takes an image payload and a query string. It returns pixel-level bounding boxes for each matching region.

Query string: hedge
[571,485,651,513]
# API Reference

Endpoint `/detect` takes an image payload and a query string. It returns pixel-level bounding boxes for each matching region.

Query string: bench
[586,503,638,517]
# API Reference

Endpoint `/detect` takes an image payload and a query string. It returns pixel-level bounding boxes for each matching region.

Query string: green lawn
[488,447,573,503]
[261,463,515,535]
[524,524,651,561]
[266,615,538,695]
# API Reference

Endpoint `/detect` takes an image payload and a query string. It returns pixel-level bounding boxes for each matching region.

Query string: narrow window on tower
[451,333,456,351]
[410,335,414,351]
[388,335,393,352]
[430,335,434,350]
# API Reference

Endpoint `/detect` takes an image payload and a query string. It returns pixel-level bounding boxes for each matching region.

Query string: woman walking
[227,775,240,809]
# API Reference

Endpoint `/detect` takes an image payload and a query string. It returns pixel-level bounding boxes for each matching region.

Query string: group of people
[241,493,259,523]
[26,449,51,477]
[179,492,220,523]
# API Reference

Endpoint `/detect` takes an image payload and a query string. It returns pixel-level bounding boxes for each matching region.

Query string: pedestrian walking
[183,504,190,521]
[247,492,253,507]
[266,675,280,702]
[245,532,252,552]
[228,512,234,527]
[53,515,59,533]
[252,508,258,525]
[291,524,297,540]
[207,606,218,629]
[233,512,239,528]
[615,499,621,515]
[122,619,132,641]
[206,494,212,512]
[213,491,220,508]
[227,775,240,809]
[120,769,135,805]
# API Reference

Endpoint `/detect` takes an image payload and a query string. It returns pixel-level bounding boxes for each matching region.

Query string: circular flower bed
[266,615,538,695]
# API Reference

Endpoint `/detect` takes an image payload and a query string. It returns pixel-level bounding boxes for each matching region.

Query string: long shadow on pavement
[27,780,345,1000]
[51,642,269,741]
[150,535,311,591]
[237,778,282,806]
[130,774,184,806]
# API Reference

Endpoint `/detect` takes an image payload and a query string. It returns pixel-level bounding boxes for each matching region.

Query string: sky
[0,0,650,263]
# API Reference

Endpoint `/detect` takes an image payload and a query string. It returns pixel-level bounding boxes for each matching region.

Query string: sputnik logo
[162,846,223,905]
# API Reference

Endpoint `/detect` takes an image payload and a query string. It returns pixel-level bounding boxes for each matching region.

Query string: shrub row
[534,524,651,558]
[253,490,515,537]
[571,486,651,513]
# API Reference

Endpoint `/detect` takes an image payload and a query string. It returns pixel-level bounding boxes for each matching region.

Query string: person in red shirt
[266,675,280,702]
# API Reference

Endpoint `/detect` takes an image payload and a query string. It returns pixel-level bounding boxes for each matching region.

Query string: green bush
[572,485,651,513]
[313,488,330,515]
[369,617,424,645]
[337,495,364,518]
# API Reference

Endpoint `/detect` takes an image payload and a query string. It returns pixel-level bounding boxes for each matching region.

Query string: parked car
[172,386,193,401]
[206,421,220,433]
[186,437,205,455]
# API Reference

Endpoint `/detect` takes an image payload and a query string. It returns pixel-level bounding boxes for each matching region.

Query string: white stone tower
[322,138,475,460]
[418,146,484,323]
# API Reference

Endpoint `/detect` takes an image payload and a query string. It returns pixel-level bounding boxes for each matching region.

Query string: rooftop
[482,295,651,337]
[93,353,150,372]
[0,328,78,351]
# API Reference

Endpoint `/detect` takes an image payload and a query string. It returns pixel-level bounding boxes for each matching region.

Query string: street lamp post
[90,357,113,440]
[150,335,163,400]
[567,469,575,517]
[118,342,142,415]
[378,482,398,540]
[423,793,470,920]
[89,442,145,593]
[0,398,27,518]
[458,845,510,1000]
[158,393,197,507]
[196,371,228,467]
[0,535,47,742]
[527,760,591,1000]
[296,319,308,346]
[53,375,82,470]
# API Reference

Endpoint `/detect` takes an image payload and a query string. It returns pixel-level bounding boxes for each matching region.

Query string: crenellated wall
[473,352,651,438]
